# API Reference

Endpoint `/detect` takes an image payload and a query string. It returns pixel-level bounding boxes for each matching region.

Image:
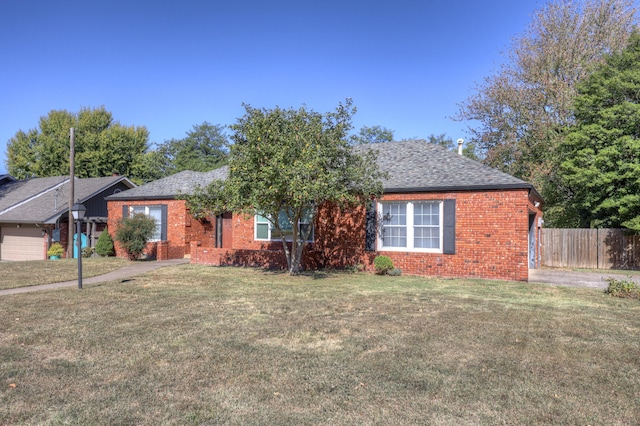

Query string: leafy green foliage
[373,255,394,275]
[352,125,394,144]
[114,213,157,261]
[47,243,64,258]
[456,0,636,226]
[185,99,385,275]
[159,122,229,174]
[6,107,150,181]
[387,267,402,276]
[95,229,115,257]
[559,32,640,230]
[82,246,94,258]
[604,276,639,299]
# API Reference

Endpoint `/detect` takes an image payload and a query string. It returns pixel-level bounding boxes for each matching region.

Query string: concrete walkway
[0,258,190,296]
[528,268,640,289]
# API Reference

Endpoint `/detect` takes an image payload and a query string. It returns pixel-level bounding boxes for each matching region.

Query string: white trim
[254,211,314,242]
[377,200,443,253]
[129,205,162,242]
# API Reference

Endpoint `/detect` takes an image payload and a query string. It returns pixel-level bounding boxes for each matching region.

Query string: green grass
[0,257,129,290]
[1,265,639,425]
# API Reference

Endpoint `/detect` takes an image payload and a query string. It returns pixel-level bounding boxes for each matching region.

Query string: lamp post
[71,201,86,289]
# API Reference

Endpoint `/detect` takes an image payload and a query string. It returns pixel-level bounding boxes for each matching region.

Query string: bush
[47,242,64,258]
[388,268,402,276]
[95,229,115,257]
[373,255,394,275]
[114,213,157,261]
[604,276,640,299]
[82,246,94,258]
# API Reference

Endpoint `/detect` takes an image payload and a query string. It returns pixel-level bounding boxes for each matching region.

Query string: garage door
[0,226,44,261]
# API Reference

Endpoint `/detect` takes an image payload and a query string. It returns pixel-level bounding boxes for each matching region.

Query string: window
[378,201,442,252]
[128,205,166,242]
[255,208,314,242]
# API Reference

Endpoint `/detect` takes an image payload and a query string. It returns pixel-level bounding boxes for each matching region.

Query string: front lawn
[0,258,129,290]
[1,265,638,424]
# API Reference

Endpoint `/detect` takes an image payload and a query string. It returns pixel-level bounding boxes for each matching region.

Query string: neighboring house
[0,175,135,261]
[0,174,16,187]
[107,140,543,281]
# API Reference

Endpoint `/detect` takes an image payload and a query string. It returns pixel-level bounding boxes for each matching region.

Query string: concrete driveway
[528,268,640,289]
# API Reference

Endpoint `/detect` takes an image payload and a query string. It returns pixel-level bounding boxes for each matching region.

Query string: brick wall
[107,199,215,260]
[190,189,544,281]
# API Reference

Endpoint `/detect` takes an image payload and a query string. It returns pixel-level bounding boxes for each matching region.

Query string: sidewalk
[0,258,190,296]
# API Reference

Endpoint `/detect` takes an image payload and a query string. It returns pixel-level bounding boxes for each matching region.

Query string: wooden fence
[541,228,640,270]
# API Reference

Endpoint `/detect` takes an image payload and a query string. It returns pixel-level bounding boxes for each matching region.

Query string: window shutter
[122,205,128,218]
[216,214,223,248]
[160,204,168,241]
[365,201,377,252]
[443,199,456,254]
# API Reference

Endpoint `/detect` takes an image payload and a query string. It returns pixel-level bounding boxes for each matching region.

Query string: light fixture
[71,202,87,221]
[71,201,86,289]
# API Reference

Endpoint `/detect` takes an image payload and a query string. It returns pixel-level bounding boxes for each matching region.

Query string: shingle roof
[106,166,229,200]
[361,140,534,192]
[106,140,538,201]
[0,176,135,223]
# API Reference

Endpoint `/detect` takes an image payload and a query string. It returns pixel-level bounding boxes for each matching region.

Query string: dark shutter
[160,204,168,241]
[365,201,377,252]
[216,214,223,248]
[122,204,128,218]
[443,199,456,254]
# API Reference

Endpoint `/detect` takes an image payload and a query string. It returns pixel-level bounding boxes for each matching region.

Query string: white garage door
[0,226,44,261]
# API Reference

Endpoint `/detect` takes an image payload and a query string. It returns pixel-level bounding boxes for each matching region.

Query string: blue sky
[0,0,542,176]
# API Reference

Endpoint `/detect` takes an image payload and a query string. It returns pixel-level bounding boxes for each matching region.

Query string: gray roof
[106,166,229,200]
[362,140,535,192]
[0,175,135,224]
[106,140,538,201]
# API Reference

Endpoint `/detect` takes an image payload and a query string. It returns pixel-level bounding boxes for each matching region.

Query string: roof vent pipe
[457,138,464,155]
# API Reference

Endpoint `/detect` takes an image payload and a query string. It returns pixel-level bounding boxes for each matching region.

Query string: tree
[559,32,640,230]
[456,0,636,225]
[185,100,385,275]
[95,228,115,257]
[352,125,394,144]
[6,107,150,181]
[161,122,229,173]
[131,145,176,184]
[114,213,157,260]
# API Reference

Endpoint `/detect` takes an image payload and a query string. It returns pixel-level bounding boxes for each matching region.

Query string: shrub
[47,242,64,258]
[95,229,115,257]
[604,276,640,299]
[388,268,402,276]
[373,255,394,275]
[344,264,365,274]
[82,246,94,258]
[114,213,157,261]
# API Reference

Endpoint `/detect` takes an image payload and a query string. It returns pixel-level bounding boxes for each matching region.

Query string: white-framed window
[130,205,164,241]
[255,208,314,242]
[378,201,443,252]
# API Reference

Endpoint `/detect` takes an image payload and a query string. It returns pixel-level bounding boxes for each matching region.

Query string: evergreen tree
[95,228,115,257]
[560,32,640,230]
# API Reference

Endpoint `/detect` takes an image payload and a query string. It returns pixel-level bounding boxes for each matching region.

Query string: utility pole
[67,128,75,259]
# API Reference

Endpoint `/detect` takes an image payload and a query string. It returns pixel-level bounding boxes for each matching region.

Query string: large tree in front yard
[186,99,385,275]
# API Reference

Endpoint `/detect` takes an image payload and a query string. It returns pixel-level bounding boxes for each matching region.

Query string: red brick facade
[107,199,215,261]
[187,189,543,281]
[108,189,542,281]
